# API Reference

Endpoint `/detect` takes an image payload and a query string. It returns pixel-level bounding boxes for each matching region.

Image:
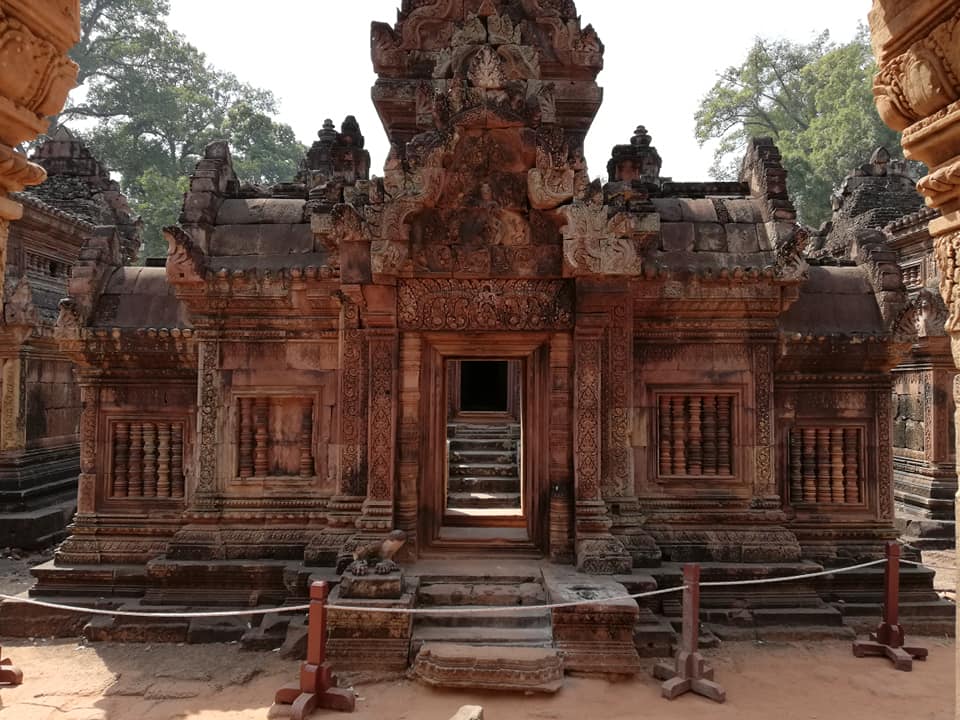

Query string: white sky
[166,0,873,182]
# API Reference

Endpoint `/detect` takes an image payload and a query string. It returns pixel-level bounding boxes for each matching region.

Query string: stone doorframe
[413,332,553,552]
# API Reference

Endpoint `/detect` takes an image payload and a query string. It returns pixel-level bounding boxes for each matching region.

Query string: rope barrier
[0,556,908,619]
[700,559,887,587]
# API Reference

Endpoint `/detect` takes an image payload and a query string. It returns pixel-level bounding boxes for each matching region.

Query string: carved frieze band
[574,333,601,501]
[398,279,573,330]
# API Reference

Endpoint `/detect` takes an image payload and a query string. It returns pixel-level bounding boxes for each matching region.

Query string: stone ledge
[412,643,563,693]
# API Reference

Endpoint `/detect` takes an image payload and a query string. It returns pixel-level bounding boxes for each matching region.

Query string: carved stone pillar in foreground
[868,1,960,710]
[0,0,80,295]
[573,328,631,574]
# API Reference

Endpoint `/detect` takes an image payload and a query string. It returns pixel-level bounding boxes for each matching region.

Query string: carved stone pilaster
[77,383,99,515]
[573,329,630,574]
[752,344,778,506]
[195,340,220,501]
[0,356,24,452]
[359,330,398,532]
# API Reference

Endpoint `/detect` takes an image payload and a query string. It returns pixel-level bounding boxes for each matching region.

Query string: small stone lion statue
[346,529,408,576]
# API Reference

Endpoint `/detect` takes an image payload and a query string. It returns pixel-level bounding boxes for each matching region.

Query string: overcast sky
[166,1,873,182]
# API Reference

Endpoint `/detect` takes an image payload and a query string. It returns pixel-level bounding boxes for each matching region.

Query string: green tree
[695,28,904,227]
[55,0,305,259]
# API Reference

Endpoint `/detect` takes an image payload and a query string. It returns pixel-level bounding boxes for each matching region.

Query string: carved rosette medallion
[398,279,573,331]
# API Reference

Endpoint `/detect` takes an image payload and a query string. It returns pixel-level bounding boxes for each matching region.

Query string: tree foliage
[695,28,904,227]
[56,0,305,259]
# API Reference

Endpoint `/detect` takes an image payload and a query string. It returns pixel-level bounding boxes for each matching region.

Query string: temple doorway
[444,359,523,526]
[416,336,551,555]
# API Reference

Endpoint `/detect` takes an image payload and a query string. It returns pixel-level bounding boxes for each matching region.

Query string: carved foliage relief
[574,335,601,501]
[398,278,573,330]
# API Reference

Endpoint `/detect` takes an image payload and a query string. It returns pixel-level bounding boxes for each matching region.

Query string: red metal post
[274,581,356,717]
[652,564,725,703]
[852,542,928,671]
[0,645,23,686]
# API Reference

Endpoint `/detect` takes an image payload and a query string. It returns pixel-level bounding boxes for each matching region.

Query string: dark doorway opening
[459,360,509,412]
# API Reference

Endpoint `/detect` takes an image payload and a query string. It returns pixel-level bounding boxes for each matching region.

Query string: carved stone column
[0,1,80,299]
[868,2,960,705]
[327,288,367,530]
[573,328,631,573]
[0,356,24,451]
[358,329,398,532]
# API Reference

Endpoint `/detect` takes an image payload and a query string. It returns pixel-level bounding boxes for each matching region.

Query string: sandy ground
[0,547,956,719]
[0,637,954,720]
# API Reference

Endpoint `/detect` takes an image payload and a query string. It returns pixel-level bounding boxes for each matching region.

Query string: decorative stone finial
[607,125,662,183]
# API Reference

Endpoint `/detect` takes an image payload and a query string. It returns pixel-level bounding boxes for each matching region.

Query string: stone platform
[413,643,563,693]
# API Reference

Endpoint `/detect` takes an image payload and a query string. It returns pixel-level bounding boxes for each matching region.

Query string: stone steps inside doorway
[447,422,521,512]
[446,491,520,508]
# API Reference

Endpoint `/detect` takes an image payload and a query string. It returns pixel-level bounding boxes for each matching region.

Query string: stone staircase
[446,423,521,513]
[411,572,552,654]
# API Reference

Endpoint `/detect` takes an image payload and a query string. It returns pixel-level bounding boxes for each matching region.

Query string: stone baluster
[157,422,171,498]
[801,428,816,503]
[171,424,185,498]
[112,421,129,497]
[687,396,702,476]
[142,423,157,497]
[815,428,830,502]
[789,430,802,503]
[254,397,269,477]
[843,428,860,503]
[128,422,143,497]
[830,428,844,503]
[702,395,717,475]
[300,400,315,478]
[658,396,671,475]
[238,397,254,478]
[671,396,686,475]
[717,397,731,475]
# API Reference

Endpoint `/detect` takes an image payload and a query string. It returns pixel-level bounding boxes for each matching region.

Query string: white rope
[0,556,904,619]
[329,585,684,615]
[0,594,310,618]
[699,559,887,587]
[0,586,684,619]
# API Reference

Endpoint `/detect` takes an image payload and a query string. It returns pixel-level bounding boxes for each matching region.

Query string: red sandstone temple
[9,0,950,668]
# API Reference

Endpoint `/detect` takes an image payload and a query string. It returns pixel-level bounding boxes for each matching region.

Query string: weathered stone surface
[543,567,642,677]
[338,571,403,599]
[413,643,563,693]
[449,706,484,720]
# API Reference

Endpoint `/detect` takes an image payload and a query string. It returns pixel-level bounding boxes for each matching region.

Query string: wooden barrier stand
[274,581,355,717]
[652,564,726,702]
[852,542,928,671]
[0,645,22,686]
